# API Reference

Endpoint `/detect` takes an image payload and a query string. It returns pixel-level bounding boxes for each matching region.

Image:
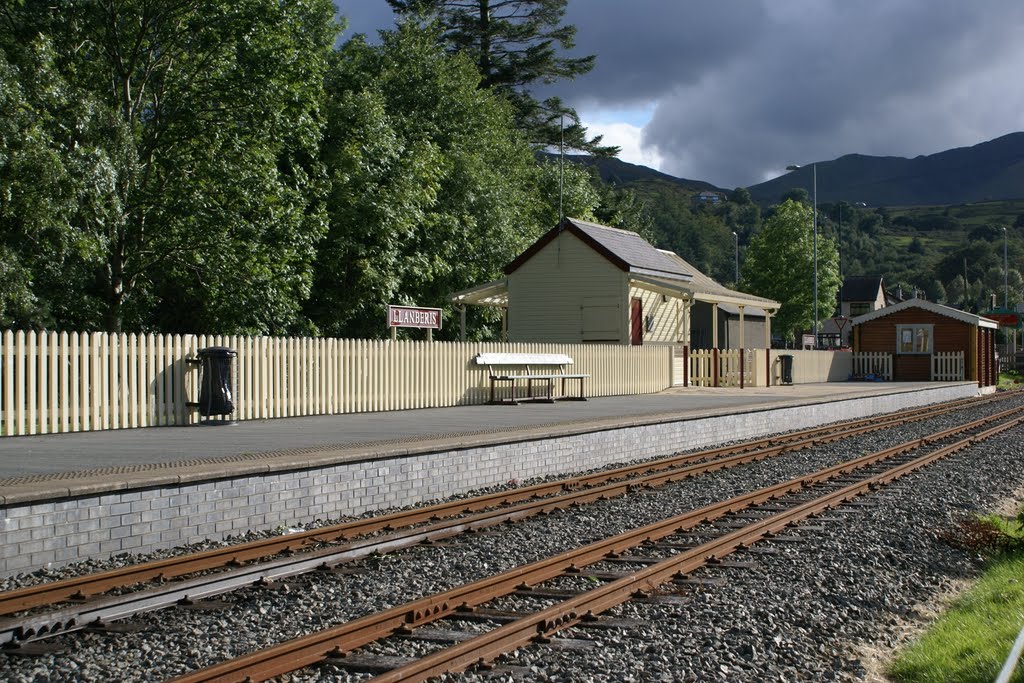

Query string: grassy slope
[889,513,1024,682]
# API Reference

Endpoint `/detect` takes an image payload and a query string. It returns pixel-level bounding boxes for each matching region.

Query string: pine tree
[387,0,616,155]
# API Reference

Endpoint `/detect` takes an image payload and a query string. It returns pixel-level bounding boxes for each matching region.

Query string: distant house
[691,191,725,207]
[820,275,889,348]
[450,217,779,349]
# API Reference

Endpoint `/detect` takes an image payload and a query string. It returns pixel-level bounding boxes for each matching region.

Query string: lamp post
[787,163,817,348]
[732,231,739,284]
[837,203,842,281]
[1006,226,1018,357]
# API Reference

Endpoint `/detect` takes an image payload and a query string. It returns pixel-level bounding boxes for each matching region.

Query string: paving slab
[0,382,970,482]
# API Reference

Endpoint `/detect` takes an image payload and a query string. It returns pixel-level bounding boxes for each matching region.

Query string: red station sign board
[983,311,1021,328]
[388,305,443,330]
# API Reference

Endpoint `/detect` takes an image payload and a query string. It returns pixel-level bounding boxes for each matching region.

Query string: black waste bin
[197,347,236,418]
[779,354,794,385]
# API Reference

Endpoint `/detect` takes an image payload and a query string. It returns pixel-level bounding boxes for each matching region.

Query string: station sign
[982,309,1021,329]
[388,305,442,330]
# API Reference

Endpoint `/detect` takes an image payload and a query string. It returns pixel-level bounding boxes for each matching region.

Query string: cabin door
[630,297,643,345]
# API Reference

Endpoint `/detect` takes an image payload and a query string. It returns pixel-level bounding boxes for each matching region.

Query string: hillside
[747,132,1024,207]
[561,132,1024,210]
[557,136,1024,310]
[561,154,723,193]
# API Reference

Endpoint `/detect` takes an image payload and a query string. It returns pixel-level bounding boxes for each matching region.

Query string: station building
[451,217,780,349]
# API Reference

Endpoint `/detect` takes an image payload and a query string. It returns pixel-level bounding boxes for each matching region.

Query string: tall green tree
[308,22,542,339]
[741,199,841,341]
[535,160,599,227]
[0,33,114,328]
[591,178,655,243]
[386,0,613,155]
[0,0,338,333]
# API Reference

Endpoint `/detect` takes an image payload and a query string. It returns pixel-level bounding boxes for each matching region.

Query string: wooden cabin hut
[850,298,998,387]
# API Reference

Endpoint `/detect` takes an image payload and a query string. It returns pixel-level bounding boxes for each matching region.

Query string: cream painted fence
[932,351,965,381]
[852,351,893,380]
[687,349,755,387]
[766,350,855,384]
[0,331,672,436]
[672,347,858,388]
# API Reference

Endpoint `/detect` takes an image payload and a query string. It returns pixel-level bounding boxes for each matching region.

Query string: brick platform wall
[0,383,978,576]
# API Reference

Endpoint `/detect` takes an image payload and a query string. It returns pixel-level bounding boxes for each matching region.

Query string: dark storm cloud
[566,1,1024,187]
[560,0,767,108]
[334,1,1024,189]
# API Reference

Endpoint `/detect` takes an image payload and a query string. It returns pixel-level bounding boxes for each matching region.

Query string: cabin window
[896,324,933,354]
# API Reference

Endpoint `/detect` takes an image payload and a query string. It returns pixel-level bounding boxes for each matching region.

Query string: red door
[630,297,643,345]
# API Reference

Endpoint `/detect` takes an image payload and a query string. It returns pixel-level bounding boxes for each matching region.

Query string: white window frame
[896,323,934,355]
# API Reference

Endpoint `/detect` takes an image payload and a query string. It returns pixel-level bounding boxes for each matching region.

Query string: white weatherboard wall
[0,383,978,576]
[508,230,628,344]
[630,288,679,344]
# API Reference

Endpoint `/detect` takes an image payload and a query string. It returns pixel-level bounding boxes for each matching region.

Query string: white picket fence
[852,351,893,380]
[932,351,965,381]
[0,330,673,437]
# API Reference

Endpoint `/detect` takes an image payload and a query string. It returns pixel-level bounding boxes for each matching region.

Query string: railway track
[0,394,1007,650]
[163,400,1024,683]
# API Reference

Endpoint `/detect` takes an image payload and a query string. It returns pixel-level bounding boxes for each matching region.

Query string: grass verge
[889,516,1024,682]
[998,372,1024,391]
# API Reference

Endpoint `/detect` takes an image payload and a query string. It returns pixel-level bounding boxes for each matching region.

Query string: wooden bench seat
[474,353,589,404]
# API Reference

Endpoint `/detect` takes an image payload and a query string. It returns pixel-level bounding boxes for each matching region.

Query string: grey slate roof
[504,217,696,280]
[659,251,777,310]
[566,218,694,279]
[840,275,885,302]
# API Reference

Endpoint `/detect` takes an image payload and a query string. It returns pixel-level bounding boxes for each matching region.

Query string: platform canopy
[450,278,509,308]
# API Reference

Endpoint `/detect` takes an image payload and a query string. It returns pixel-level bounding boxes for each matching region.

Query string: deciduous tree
[0,0,338,333]
[308,23,542,339]
[741,199,841,341]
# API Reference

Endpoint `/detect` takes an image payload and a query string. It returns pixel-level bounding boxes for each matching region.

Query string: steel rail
[0,397,963,645]
[371,412,1024,683]
[1,396,1003,644]
[0,394,995,618]
[163,403,1024,683]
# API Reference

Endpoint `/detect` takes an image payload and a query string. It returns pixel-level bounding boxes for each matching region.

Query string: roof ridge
[566,217,640,237]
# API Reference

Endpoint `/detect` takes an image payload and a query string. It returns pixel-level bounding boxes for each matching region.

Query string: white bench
[475,353,589,404]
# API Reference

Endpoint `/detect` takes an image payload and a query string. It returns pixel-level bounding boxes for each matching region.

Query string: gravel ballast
[2,395,1024,682]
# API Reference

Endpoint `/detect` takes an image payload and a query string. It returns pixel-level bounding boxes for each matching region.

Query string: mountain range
[573,132,1024,208]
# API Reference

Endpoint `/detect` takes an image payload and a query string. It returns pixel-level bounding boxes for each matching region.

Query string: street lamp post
[1004,226,1008,309]
[787,163,817,348]
[837,203,841,280]
[732,231,739,284]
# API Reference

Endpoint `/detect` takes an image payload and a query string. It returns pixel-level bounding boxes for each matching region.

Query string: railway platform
[0,381,980,575]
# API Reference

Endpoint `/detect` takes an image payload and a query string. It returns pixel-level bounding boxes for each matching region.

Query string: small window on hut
[896,324,933,354]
